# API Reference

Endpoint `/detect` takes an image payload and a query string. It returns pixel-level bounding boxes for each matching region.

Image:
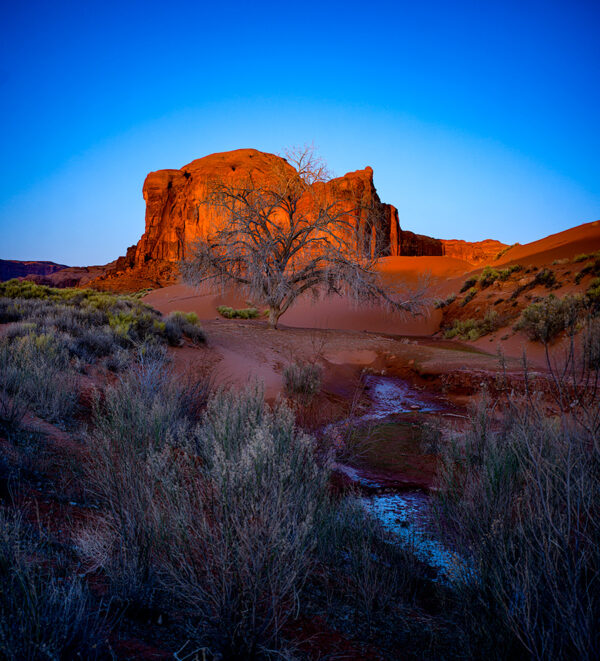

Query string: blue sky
[1,0,598,265]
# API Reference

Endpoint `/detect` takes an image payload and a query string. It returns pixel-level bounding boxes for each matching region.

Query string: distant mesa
[0,259,116,287]
[0,259,69,282]
[440,238,508,266]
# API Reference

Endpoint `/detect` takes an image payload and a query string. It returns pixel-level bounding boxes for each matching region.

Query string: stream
[338,375,467,580]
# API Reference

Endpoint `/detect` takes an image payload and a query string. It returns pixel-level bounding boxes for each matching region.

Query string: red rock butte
[87,148,506,290]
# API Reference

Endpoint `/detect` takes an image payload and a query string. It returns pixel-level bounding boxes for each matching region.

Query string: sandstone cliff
[89,149,444,290]
[441,238,507,266]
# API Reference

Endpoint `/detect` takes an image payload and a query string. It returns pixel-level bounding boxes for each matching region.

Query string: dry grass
[434,323,600,660]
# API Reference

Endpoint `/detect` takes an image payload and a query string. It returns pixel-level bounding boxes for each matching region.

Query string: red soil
[496,219,600,266]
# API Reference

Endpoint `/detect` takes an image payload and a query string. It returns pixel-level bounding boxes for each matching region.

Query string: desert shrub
[0,299,22,323]
[88,385,328,654]
[83,370,423,657]
[162,387,331,656]
[49,305,108,335]
[444,310,501,341]
[444,318,478,340]
[435,381,600,660]
[533,267,556,288]
[494,243,519,261]
[498,264,523,280]
[0,333,78,425]
[460,287,477,306]
[69,327,117,360]
[515,294,582,343]
[434,294,457,309]
[460,277,477,293]
[586,277,600,310]
[131,287,153,299]
[216,305,260,319]
[163,316,183,345]
[0,512,109,660]
[574,250,600,263]
[283,361,323,405]
[478,266,500,288]
[0,282,176,364]
[164,310,206,346]
[106,309,164,345]
[575,257,600,284]
[81,354,212,605]
[583,316,600,371]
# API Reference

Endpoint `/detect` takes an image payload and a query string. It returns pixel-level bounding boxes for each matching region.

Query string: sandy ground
[143,282,444,336]
[144,220,600,389]
[496,219,600,266]
[164,316,528,405]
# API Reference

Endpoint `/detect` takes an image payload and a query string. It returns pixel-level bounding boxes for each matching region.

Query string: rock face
[400,230,445,257]
[90,149,445,290]
[132,149,443,266]
[441,239,507,266]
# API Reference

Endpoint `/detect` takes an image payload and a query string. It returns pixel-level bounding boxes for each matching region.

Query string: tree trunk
[268,306,282,329]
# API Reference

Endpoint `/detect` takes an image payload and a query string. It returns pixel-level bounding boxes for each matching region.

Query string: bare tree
[181,146,427,328]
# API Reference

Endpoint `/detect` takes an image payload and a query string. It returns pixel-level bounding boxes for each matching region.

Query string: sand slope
[497,220,600,266]
[143,256,475,335]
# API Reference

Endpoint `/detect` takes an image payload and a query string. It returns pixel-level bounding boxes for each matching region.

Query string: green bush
[533,267,556,288]
[164,310,206,345]
[0,282,199,372]
[479,266,500,288]
[0,333,78,425]
[460,287,477,306]
[586,277,600,309]
[460,277,477,293]
[575,257,600,284]
[216,305,260,319]
[573,250,600,263]
[444,310,501,340]
[498,264,523,280]
[434,293,457,309]
[494,243,520,261]
[515,294,583,343]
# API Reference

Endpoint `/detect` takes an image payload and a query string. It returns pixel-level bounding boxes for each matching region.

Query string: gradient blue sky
[1,0,598,265]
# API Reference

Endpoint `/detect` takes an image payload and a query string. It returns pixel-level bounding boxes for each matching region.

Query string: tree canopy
[181,147,428,328]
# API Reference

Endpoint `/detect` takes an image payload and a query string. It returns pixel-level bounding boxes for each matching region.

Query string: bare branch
[181,146,428,328]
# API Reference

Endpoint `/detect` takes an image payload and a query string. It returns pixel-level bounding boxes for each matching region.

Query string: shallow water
[337,462,463,578]
[362,375,440,418]
[361,490,466,579]
[344,375,468,579]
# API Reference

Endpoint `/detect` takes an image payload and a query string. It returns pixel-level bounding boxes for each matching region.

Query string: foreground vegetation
[435,322,600,660]
[0,281,598,658]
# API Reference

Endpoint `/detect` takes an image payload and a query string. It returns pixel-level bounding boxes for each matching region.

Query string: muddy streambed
[337,375,467,579]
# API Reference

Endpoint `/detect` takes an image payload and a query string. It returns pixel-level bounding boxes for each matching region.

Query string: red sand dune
[496,219,600,266]
[144,281,443,337]
[376,255,474,281]
[144,255,475,335]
